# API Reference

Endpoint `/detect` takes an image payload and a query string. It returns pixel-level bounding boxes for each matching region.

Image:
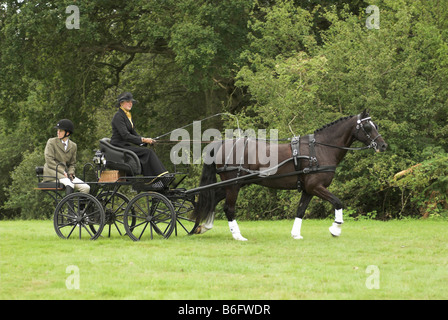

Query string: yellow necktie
[120,107,133,127]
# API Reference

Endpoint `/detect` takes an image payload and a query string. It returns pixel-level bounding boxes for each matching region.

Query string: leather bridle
[355,115,382,151]
[313,115,382,151]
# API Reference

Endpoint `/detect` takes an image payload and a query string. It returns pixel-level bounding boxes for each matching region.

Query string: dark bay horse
[191,110,387,240]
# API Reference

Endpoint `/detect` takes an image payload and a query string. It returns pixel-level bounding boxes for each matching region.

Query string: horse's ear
[362,109,370,117]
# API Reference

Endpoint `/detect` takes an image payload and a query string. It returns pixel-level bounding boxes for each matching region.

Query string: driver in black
[110,92,168,178]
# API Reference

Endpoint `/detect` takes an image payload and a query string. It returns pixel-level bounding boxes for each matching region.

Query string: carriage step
[35,182,64,191]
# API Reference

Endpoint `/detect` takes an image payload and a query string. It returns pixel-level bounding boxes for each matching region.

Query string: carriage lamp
[93,150,106,167]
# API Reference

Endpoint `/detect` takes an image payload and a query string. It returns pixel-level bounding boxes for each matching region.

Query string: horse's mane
[314,115,355,134]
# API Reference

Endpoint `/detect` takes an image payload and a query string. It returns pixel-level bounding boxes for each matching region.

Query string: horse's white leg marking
[334,208,343,224]
[228,220,247,241]
[198,212,215,234]
[329,208,343,237]
[291,218,303,240]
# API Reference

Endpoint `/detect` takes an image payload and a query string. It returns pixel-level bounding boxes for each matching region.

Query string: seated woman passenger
[43,119,90,194]
[110,92,168,177]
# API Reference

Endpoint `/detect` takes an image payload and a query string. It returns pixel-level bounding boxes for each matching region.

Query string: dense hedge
[1,0,447,219]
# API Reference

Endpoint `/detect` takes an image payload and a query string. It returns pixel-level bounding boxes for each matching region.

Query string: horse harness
[290,115,380,192]
[215,115,378,191]
[290,134,337,192]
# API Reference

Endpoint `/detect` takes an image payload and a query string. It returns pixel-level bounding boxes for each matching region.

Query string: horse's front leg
[291,191,313,239]
[328,210,343,237]
[224,186,247,241]
[311,185,344,237]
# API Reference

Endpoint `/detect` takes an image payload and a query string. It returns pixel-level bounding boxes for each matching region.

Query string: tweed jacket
[43,137,77,182]
[110,108,145,147]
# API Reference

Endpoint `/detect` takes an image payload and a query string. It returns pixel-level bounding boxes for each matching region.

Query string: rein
[153,112,241,141]
[314,141,372,151]
[152,113,381,191]
[153,114,379,150]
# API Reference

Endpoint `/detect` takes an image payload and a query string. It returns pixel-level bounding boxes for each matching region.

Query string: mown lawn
[0,219,447,300]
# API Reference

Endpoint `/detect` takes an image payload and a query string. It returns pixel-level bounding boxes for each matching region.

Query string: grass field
[1,219,447,300]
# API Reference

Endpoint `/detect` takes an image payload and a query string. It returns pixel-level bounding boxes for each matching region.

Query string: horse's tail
[191,144,220,223]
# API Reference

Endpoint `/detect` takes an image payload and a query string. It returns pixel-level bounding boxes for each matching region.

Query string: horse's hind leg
[291,191,313,240]
[224,186,247,241]
[196,188,226,234]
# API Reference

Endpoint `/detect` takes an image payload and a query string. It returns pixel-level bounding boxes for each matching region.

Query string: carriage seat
[35,166,64,190]
[99,138,141,176]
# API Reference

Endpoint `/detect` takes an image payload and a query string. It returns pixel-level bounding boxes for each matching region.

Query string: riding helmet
[54,119,74,134]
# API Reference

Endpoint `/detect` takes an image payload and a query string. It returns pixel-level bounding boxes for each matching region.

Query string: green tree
[234,0,448,219]
[1,0,254,218]
[1,0,447,219]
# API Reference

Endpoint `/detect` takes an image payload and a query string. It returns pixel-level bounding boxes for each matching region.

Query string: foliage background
[1,0,447,219]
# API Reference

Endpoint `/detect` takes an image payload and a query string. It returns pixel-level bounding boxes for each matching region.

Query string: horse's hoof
[329,223,342,237]
[292,234,303,240]
[195,225,212,234]
[193,226,202,234]
[232,233,248,241]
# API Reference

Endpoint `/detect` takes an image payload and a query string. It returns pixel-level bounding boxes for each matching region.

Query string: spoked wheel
[53,193,105,240]
[124,192,176,241]
[172,198,198,236]
[96,191,134,237]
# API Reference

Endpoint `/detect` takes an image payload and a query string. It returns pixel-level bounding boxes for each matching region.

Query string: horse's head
[353,110,387,152]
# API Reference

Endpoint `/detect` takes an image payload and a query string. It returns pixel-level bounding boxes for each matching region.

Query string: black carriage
[35,138,197,241]
[35,111,387,241]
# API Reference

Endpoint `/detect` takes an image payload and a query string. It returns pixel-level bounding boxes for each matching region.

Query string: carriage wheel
[172,198,198,236]
[123,192,176,241]
[96,191,134,237]
[53,193,105,240]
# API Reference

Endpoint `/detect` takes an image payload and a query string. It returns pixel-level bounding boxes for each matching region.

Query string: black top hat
[116,92,138,107]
